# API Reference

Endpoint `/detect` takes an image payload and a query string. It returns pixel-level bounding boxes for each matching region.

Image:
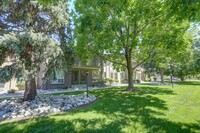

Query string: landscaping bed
[0,94,96,121]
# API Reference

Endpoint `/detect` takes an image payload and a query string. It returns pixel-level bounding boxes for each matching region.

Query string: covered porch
[72,66,99,86]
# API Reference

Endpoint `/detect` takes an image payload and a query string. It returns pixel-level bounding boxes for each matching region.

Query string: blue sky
[69,0,75,12]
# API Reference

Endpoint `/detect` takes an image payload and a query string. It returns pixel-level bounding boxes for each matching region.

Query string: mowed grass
[0,82,200,133]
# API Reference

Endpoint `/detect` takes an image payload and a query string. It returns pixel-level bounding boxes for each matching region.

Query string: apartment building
[1,57,145,90]
[37,57,101,89]
[103,61,145,83]
[0,60,18,90]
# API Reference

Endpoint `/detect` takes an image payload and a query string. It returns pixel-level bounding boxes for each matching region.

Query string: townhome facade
[1,58,145,90]
[37,57,101,89]
[103,61,145,84]
[0,60,18,90]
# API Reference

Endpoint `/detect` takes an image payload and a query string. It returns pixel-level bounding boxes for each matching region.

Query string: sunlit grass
[0,82,200,133]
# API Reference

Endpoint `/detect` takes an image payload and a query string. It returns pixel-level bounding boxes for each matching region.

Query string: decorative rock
[24,111,31,117]
[0,94,96,122]
[0,111,6,116]
[62,105,71,111]
[77,102,84,106]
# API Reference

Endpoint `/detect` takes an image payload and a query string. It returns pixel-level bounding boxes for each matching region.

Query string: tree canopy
[0,0,73,100]
[74,0,191,90]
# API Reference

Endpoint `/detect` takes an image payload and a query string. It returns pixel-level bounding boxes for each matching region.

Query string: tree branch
[87,44,127,67]
[132,45,156,70]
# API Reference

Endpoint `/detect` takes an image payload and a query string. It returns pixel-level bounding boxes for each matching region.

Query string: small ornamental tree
[0,31,62,101]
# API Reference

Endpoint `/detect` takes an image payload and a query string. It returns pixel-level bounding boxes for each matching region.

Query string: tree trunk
[99,58,104,86]
[160,68,164,83]
[125,50,135,91]
[147,69,151,78]
[180,76,185,81]
[126,63,134,91]
[23,77,37,101]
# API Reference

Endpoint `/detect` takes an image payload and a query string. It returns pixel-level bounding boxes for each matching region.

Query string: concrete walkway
[1,82,171,99]
[0,84,128,99]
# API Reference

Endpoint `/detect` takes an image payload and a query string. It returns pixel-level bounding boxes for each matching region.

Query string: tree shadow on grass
[0,86,200,133]
[0,116,124,133]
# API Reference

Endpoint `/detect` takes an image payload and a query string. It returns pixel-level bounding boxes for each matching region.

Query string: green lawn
[0,83,200,133]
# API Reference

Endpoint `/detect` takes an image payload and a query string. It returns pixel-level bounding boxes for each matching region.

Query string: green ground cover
[0,82,200,133]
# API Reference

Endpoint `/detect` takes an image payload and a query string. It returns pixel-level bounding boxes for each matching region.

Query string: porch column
[78,70,81,84]
[118,72,121,83]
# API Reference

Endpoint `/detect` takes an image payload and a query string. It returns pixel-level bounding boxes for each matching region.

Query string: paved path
[0,84,128,99]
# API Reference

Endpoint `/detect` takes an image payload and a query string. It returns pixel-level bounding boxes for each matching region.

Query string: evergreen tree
[0,0,74,100]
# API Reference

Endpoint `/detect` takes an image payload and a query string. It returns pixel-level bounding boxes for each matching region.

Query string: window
[115,73,118,80]
[0,83,4,88]
[92,70,99,82]
[111,73,113,78]
[80,71,86,84]
[72,70,78,84]
[50,71,64,84]
[120,73,123,79]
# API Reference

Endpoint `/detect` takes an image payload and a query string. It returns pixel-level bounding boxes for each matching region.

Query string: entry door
[72,70,79,85]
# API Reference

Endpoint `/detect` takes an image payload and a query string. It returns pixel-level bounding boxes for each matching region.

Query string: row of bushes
[121,79,141,83]
[91,78,142,86]
[7,89,16,93]
[16,81,25,90]
[7,81,25,94]
[104,78,117,85]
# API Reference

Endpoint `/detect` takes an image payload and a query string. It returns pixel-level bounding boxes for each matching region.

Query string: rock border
[0,94,97,122]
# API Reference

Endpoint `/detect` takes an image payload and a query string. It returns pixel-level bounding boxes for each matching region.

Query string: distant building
[1,57,145,90]
[0,60,18,90]
[103,61,145,84]
[37,57,100,89]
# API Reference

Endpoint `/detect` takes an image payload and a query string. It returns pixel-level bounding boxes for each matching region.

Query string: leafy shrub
[98,80,106,86]
[63,86,68,89]
[105,78,114,85]
[16,81,25,90]
[7,89,16,93]
[164,77,170,81]
[136,79,141,83]
[92,80,106,87]
[153,77,157,81]
[121,78,128,83]
[145,78,151,82]
[72,81,78,85]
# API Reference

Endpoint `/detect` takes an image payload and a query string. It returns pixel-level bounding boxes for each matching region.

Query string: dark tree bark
[146,67,151,80]
[99,58,104,86]
[147,71,151,79]
[126,62,134,91]
[23,77,37,101]
[180,76,185,81]
[125,49,135,91]
[160,68,164,83]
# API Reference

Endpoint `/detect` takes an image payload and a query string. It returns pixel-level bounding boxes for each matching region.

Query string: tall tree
[165,0,200,21]
[188,23,200,76]
[0,0,74,100]
[74,0,189,91]
[0,31,61,100]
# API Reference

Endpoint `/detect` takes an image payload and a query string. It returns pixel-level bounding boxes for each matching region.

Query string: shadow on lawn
[0,86,200,133]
